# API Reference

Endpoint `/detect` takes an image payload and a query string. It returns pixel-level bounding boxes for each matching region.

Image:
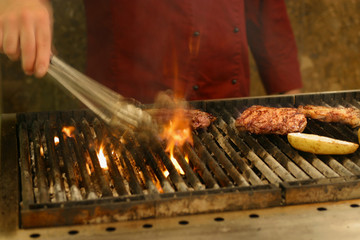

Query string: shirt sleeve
[244,0,303,94]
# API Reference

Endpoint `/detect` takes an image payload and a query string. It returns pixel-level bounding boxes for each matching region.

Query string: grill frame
[8,90,360,229]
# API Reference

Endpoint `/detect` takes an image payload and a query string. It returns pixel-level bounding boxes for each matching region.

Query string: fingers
[34,14,51,78]
[2,15,20,61]
[20,12,36,75]
[0,6,52,78]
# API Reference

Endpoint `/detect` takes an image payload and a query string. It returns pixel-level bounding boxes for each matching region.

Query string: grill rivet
[106,227,116,232]
[179,220,189,225]
[29,233,41,238]
[317,207,327,211]
[193,85,199,91]
[232,79,237,84]
[68,230,79,235]
[193,31,200,36]
[214,217,225,222]
[143,224,153,228]
[234,27,239,33]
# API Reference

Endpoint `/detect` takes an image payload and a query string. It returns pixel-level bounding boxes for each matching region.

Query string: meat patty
[298,105,360,128]
[146,108,216,129]
[235,105,307,135]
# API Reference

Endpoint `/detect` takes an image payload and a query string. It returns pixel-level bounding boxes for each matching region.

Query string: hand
[0,0,52,78]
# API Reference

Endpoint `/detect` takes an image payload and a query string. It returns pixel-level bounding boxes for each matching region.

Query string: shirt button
[193,31,200,37]
[193,85,199,90]
[232,79,237,84]
[234,27,239,33]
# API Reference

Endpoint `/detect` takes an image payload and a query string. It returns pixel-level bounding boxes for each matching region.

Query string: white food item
[287,132,359,155]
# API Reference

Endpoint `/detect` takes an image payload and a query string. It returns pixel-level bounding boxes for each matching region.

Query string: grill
[3,90,360,232]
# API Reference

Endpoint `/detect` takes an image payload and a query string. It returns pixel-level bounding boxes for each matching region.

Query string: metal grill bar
[105,142,130,195]
[31,121,49,203]
[107,136,132,195]
[17,90,360,228]
[199,131,249,186]
[306,120,355,177]
[124,134,159,195]
[138,141,175,193]
[216,109,282,184]
[208,122,263,185]
[173,146,205,190]
[119,147,144,194]
[147,135,189,192]
[80,118,113,197]
[69,118,97,199]
[255,135,310,180]
[300,151,340,178]
[193,134,233,187]
[183,142,219,189]
[19,122,34,205]
[44,120,67,202]
[56,121,83,201]
[267,135,324,179]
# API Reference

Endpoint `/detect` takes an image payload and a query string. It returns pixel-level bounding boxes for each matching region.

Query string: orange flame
[62,126,75,137]
[184,154,189,164]
[97,145,108,170]
[160,109,193,175]
[54,136,60,146]
[168,143,185,175]
[40,145,44,156]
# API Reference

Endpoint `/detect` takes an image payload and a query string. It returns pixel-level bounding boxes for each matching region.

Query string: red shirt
[84,0,302,103]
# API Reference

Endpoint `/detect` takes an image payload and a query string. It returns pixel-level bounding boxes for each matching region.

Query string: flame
[86,163,92,175]
[163,170,169,178]
[184,154,189,164]
[62,126,75,137]
[40,145,44,156]
[160,108,193,175]
[169,144,185,175]
[97,145,108,170]
[54,136,60,146]
[154,179,164,194]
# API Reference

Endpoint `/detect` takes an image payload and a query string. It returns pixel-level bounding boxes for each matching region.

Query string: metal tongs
[47,56,153,131]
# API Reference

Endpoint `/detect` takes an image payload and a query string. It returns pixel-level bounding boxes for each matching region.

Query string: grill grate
[17,91,360,228]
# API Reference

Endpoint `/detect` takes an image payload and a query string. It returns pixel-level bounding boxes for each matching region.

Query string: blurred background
[1,0,360,113]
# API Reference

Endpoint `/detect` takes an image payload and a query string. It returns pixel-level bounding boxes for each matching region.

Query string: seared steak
[146,108,216,129]
[235,105,307,135]
[298,105,360,128]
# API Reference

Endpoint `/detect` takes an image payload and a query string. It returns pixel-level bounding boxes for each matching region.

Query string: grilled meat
[146,108,216,129]
[235,105,307,135]
[298,105,360,128]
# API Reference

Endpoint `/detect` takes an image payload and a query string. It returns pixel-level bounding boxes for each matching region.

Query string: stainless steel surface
[3,199,360,240]
[47,56,153,130]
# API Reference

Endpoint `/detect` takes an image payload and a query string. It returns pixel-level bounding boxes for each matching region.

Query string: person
[0,0,302,103]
